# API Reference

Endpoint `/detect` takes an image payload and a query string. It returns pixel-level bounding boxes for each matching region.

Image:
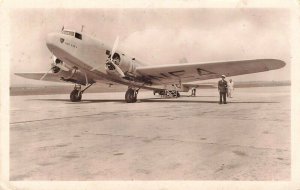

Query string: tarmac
[9,86,290,180]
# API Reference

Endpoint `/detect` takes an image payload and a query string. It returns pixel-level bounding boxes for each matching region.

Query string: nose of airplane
[46,33,59,51]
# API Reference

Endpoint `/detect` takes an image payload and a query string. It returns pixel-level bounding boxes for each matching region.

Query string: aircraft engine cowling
[118,55,136,73]
[52,58,71,72]
[45,56,91,85]
[105,53,136,77]
[52,66,61,73]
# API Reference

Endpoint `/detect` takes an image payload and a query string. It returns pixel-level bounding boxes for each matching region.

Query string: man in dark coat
[218,75,228,104]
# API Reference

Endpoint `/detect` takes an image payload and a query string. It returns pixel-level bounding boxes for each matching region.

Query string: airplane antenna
[81,25,84,32]
[61,25,64,31]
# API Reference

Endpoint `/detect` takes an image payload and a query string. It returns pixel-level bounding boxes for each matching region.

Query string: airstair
[162,84,180,98]
[165,90,179,98]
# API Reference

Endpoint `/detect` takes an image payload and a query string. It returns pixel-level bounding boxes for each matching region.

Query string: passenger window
[75,33,82,40]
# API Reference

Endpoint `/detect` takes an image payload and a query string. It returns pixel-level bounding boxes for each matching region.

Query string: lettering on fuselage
[61,39,77,49]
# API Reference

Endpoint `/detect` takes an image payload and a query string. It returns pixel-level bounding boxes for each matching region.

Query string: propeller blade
[110,61,125,78]
[40,67,53,80]
[90,67,99,71]
[84,72,88,86]
[51,52,56,62]
[110,36,119,61]
[91,36,120,73]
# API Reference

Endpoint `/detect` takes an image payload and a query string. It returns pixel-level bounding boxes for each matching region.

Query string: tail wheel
[70,89,82,102]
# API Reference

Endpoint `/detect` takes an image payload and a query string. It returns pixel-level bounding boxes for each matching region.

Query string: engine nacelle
[57,69,93,85]
[49,57,92,85]
[61,69,92,85]
[105,53,136,77]
[52,58,72,72]
[118,54,136,74]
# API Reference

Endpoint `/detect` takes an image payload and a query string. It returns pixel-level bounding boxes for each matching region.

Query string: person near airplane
[218,75,228,104]
[191,87,196,97]
[227,79,234,98]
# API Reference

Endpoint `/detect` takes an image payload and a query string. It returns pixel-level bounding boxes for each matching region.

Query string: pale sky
[9,8,290,86]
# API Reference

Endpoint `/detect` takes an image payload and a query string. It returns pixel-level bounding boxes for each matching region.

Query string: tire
[125,89,137,103]
[125,89,134,103]
[70,90,82,102]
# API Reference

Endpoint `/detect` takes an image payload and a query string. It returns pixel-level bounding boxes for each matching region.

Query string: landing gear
[70,89,82,102]
[69,83,93,102]
[125,88,138,103]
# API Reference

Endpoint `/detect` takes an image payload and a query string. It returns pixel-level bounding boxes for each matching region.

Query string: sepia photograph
[1,0,300,190]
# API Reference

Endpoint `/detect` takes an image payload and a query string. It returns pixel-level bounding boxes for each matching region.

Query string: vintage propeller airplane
[16,28,286,103]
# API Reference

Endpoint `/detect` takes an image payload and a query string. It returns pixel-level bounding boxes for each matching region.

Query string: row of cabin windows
[62,30,82,40]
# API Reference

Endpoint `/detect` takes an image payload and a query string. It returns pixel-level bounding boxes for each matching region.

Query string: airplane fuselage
[46,30,148,87]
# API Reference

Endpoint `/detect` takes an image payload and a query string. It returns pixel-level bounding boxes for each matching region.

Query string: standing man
[191,87,196,97]
[227,79,234,98]
[193,88,196,96]
[218,75,228,104]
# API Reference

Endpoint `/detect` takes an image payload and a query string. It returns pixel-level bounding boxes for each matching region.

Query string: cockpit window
[75,32,82,40]
[62,30,75,36]
[61,30,82,40]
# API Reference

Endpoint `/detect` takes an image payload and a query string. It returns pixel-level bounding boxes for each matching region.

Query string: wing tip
[266,59,286,70]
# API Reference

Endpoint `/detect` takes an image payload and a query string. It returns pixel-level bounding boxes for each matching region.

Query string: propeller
[39,54,56,80]
[110,36,119,62]
[91,36,125,78]
[40,67,53,80]
[39,53,69,80]
[84,72,88,86]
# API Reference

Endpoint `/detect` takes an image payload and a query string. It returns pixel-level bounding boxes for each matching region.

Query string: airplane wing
[15,59,285,92]
[15,72,133,87]
[14,73,164,91]
[136,59,285,85]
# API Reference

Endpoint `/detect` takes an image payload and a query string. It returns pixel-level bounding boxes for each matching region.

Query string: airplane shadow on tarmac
[29,98,279,104]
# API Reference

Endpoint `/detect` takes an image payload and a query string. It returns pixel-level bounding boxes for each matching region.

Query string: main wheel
[125,89,137,103]
[70,90,82,102]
